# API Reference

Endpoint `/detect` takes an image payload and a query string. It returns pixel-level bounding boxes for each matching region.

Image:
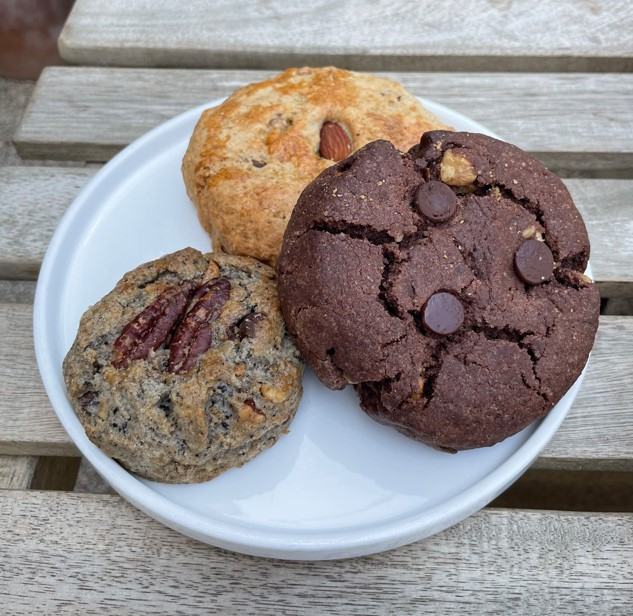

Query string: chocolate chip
[252,159,267,168]
[227,311,265,340]
[414,181,457,223]
[514,239,554,285]
[79,391,99,413]
[422,292,464,335]
[157,393,172,417]
[241,312,265,338]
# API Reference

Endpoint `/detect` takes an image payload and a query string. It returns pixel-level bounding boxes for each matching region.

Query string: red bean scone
[182,66,451,266]
[63,248,303,483]
[277,132,599,452]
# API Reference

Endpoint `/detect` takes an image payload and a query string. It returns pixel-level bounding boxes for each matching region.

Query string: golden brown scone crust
[182,67,451,266]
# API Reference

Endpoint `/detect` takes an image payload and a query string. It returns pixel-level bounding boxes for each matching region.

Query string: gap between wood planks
[70,464,633,514]
[3,282,632,316]
[2,453,632,514]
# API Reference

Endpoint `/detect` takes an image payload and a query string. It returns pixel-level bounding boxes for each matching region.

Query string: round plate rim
[33,97,587,560]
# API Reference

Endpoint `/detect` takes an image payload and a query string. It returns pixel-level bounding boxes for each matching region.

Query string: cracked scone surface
[181,66,450,266]
[277,132,599,451]
[63,248,303,483]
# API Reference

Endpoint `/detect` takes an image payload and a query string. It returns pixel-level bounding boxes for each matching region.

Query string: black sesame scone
[63,248,303,483]
[277,131,599,452]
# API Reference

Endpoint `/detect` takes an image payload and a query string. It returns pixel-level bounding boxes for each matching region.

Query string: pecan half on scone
[278,131,599,452]
[63,248,303,483]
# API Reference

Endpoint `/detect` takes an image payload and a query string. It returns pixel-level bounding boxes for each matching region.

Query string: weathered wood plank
[537,317,633,471]
[566,179,633,300]
[0,77,35,166]
[0,166,96,279]
[13,68,633,175]
[0,301,631,469]
[0,456,37,489]
[0,280,36,304]
[73,457,114,494]
[0,304,79,456]
[2,165,630,296]
[1,490,631,614]
[58,0,633,73]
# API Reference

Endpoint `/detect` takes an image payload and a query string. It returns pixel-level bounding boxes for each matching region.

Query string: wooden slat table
[2,491,632,614]
[1,0,632,612]
[14,68,633,174]
[58,0,633,72]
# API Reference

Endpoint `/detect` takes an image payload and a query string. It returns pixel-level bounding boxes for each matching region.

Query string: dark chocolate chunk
[422,292,464,335]
[414,181,457,222]
[79,391,99,413]
[239,312,264,339]
[227,311,265,341]
[514,239,554,285]
[157,393,172,417]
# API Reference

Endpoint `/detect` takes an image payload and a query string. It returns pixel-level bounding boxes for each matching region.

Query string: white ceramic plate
[34,98,587,560]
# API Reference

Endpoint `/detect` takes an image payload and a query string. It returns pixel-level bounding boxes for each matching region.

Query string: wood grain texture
[0,304,78,456]
[0,490,631,615]
[566,179,633,299]
[0,280,36,304]
[537,316,633,471]
[0,456,37,489]
[0,166,96,279]
[0,301,631,469]
[1,164,630,295]
[58,0,633,73]
[0,77,34,166]
[13,68,633,175]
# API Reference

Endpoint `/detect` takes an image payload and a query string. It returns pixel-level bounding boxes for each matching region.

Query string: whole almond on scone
[182,67,451,266]
[319,122,352,161]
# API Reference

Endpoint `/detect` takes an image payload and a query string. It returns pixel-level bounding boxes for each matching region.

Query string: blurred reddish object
[0,0,75,79]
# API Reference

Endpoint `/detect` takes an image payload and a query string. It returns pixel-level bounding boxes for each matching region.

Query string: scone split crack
[278,131,599,451]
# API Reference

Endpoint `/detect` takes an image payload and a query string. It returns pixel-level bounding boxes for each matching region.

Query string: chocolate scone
[182,66,450,266]
[63,248,303,482]
[277,132,599,451]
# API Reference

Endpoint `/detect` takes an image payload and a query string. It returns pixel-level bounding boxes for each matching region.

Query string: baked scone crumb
[64,248,303,483]
[182,66,451,266]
